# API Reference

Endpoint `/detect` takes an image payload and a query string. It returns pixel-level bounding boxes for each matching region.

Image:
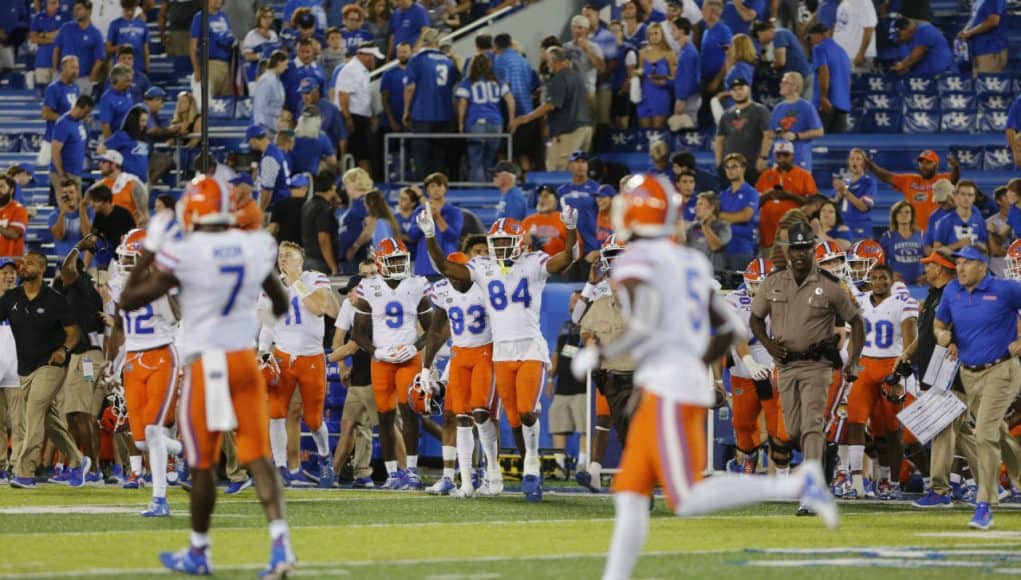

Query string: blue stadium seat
[903,93,938,112]
[206,98,235,119]
[864,93,902,111]
[975,74,1012,96]
[940,93,975,111]
[977,109,1007,132]
[938,74,973,95]
[860,74,901,95]
[0,134,20,152]
[525,171,571,187]
[984,146,1014,170]
[235,98,253,120]
[903,111,941,133]
[939,110,974,133]
[856,110,902,133]
[901,76,936,95]
[949,146,984,171]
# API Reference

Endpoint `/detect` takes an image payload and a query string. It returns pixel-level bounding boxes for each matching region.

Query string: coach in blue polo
[934,245,1021,531]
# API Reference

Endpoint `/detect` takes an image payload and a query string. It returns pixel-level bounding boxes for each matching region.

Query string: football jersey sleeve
[335,298,356,332]
[155,238,185,275]
[611,248,655,285]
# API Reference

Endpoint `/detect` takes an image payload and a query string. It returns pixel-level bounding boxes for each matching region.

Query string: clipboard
[921,345,959,392]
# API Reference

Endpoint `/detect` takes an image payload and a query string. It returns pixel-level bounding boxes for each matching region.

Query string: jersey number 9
[385,301,404,328]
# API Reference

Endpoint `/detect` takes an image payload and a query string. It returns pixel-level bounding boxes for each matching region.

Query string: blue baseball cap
[952,246,989,264]
[0,258,17,270]
[143,86,167,100]
[230,172,254,187]
[568,150,588,162]
[595,184,616,197]
[298,78,319,94]
[289,174,309,188]
[245,125,268,140]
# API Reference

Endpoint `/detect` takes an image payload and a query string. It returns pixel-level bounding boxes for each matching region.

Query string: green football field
[1,484,1020,579]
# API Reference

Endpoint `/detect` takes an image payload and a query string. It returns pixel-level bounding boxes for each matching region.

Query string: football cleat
[831,471,851,497]
[123,471,146,489]
[10,476,37,489]
[224,478,253,495]
[521,474,543,503]
[106,464,125,485]
[575,470,600,493]
[160,546,212,576]
[289,470,317,488]
[258,537,296,579]
[318,459,336,489]
[277,467,293,487]
[876,479,901,500]
[471,467,483,490]
[427,476,456,495]
[969,502,993,530]
[382,471,405,490]
[998,485,1016,502]
[85,471,103,485]
[167,456,180,485]
[401,468,424,490]
[452,485,474,499]
[798,462,839,529]
[913,491,953,508]
[352,476,375,489]
[477,472,504,497]
[49,466,72,483]
[68,457,92,488]
[141,497,171,517]
[0,470,7,483]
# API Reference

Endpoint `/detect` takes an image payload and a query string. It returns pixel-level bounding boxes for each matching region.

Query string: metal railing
[384,131,513,187]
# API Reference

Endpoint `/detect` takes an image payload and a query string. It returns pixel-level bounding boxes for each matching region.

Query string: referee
[0,251,87,489]
[934,246,1021,529]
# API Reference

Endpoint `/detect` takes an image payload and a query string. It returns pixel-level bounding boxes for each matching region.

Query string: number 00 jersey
[109,273,178,352]
[612,239,716,406]
[429,279,491,348]
[860,291,918,359]
[262,270,331,356]
[156,230,277,360]
[355,275,430,349]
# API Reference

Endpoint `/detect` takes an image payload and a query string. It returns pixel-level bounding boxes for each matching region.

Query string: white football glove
[741,354,772,382]
[374,346,399,362]
[417,203,436,238]
[570,345,600,380]
[143,209,178,253]
[561,205,579,230]
[391,344,419,364]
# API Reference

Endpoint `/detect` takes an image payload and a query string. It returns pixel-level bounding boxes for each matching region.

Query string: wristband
[581,282,597,300]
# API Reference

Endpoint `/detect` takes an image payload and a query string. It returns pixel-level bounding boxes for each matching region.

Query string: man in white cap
[87,149,148,227]
[334,41,384,173]
[563,14,604,106]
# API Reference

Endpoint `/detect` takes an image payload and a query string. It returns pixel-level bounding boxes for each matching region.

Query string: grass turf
[0,485,1020,578]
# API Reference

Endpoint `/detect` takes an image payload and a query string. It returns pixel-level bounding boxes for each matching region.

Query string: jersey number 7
[219,264,245,316]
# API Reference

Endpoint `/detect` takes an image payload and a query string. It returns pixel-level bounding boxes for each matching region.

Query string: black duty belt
[962,355,1011,372]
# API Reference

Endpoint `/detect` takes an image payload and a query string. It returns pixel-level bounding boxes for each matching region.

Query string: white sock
[477,419,499,475]
[554,452,566,470]
[878,466,891,482]
[675,474,801,517]
[190,531,210,549]
[165,434,183,457]
[385,460,398,475]
[578,452,589,472]
[55,462,64,471]
[848,445,865,473]
[589,461,602,486]
[442,445,456,481]
[129,455,143,475]
[268,519,294,560]
[456,426,474,488]
[312,424,330,457]
[837,444,849,472]
[522,422,540,476]
[950,472,962,485]
[269,419,288,468]
[145,425,168,499]
[407,455,418,470]
[603,492,650,580]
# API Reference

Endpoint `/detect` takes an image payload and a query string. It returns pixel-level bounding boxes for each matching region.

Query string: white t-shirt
[833,0,878,60]
[333,58,373,117]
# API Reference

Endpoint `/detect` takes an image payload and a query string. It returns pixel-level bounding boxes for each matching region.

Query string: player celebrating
[258,241,341,488]
[118,176,295,578]
[568,174,837,580]
[421,205,578,502]
[845,263,918,499]
[107,229,182,517]
[350,237,433,490]
[422,251,499,498]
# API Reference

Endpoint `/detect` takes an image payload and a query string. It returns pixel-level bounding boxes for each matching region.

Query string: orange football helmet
[408,372,445,415]
[487,218,526,261]
[599,234,626,270]
[177,174,235,231]
[847,239,885,284]
[374,237,411,280]
[1007,240,1021,281]
[815,240,848,279]
[116,228,147,271]
[610,174,682,241]
[447,251,470,265]
[743,257,774,298]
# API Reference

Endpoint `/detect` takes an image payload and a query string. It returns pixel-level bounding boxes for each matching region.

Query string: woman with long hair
[241,6,281,90]
[365,0,392,48]
[103,105,151,184]
[724,34,758,90]
[812,199,852,250]
[346,190,402,261]
[456,54,515,183]
[171,91,203,177]
[879,201,925,284]
[635,23,676,128]
[394,186,421,242]
[832,148,876,241]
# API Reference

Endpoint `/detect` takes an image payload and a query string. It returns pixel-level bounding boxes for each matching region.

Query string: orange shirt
[0,200,29,257]
[102,175,141,218]
[890,172,950,231]
[754,166,818,248]
[522,212,567,256]
[234,199,264,231]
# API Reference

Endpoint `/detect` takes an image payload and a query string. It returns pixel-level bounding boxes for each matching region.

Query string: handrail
[384,131,513,186]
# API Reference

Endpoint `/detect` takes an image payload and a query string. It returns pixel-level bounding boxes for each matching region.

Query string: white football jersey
[155,230,277,360]
[265,270,331,356]
[429,279,492,348]
[860,291,918,359]
[355,275,430,349]
[725,288,772,379]
[612,239,716,405]
[108,273,179,352]
[467,252,549,344]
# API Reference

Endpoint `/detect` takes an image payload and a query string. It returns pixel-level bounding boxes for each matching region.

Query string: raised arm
[418,204,471,281]
[546,206,578,274]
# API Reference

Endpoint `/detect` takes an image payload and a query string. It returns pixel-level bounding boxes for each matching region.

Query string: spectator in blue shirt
[252,50,289,132]
[493,32,541,170]
[106,0,149,74]
[671,17,701,126]
[248,124,291,210]
[1007,94,1021,168]
[753,21,812,91]
[241,6,281,88]
[338,167,371,269]
[50,95,93,187]
[723,33,757,92]
[407,172,464,276]
[492,162,529,222]
[341,4,374,55]
[283,0,327,32]
[719,152,759,270]
[103,105,151,185]
[380,42,411,131]
[53,0,106,95]
[699,0,733,94]
[104,46,150,104]
[770,72,824,170]
[42,56,80,153]
[404,28,456,180]
[807,23,851,134]
[281,38,326,116]
[30,0,67,87]
[891,17,956,78]
[924,180,957,252]
[291,106,338,177]
[832,148,875,240]
[816,0,839,28]
[960,0,1007,75]
[98,63,134,138]
[556,151,600,257]
[456,56,515,183]
[722,0,764,35]
[299,78,345,153]
[933,180,989,251]
[48,178,94,259]
[189,0,235,97]
[879,201,925,283]
[389,0,429,57]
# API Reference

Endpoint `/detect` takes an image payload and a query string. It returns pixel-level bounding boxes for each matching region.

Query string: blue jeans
[467,121,502,183]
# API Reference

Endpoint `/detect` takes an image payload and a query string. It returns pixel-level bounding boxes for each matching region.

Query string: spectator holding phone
[48,178,93,260]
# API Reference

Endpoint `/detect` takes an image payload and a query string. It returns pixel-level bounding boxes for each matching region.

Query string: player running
[258,241,341,488]
[568,174,837,580]
[420,203,578,502]
[107,229,182,517]
[350,237,433,490]
[119,176,295,578]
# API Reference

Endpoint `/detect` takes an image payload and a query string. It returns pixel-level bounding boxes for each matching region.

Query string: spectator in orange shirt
[866,149,959,230]
[0,176,29,258]
[755,140,817,254]
[523,186,568,255]
[595,184,615,244]
[229,173,263,232]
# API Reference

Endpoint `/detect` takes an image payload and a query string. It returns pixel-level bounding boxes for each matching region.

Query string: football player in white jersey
[568,174,837,580]
[422,251,498,498]
[845,263,918,499]
[420,204,579,502]
[350,237,433,490]
[118,176,295,578]
[107,228,183,516]
[258,241,341,488]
